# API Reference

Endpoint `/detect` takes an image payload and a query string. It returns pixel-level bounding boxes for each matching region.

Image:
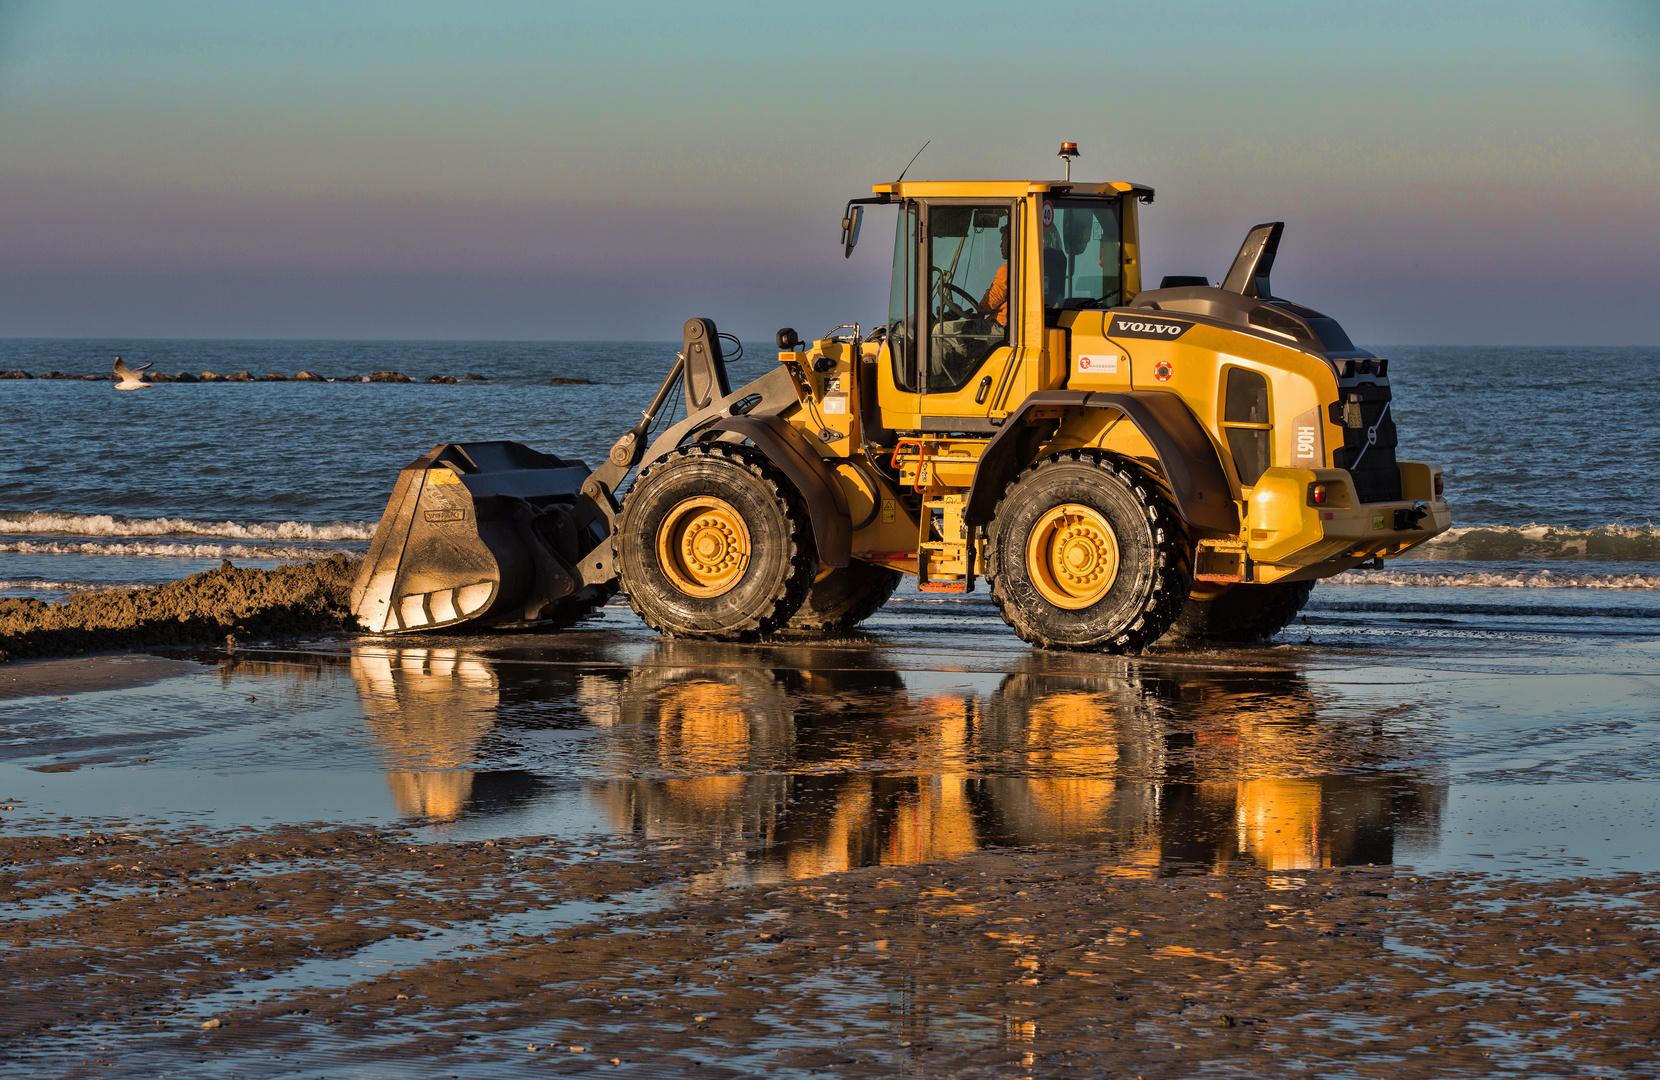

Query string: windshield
[1041,199,1122,314]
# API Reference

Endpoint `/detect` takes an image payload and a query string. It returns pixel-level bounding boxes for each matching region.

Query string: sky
[0,0,1655,345]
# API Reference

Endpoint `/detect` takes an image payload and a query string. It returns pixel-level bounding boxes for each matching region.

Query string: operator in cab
[979,224,1011,326]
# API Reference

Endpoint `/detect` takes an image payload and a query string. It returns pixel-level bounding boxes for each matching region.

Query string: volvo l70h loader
[351,168,1451,651]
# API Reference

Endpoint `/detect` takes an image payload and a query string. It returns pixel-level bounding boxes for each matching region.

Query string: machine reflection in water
[344,641,1444,872]
[351,649,500,819]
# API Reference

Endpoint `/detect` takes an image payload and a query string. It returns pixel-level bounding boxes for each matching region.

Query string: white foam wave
[0,540,362,562]
[0,511,374,542]
[0,579,119,594]
[1328,570,1660,590]
[1413,523,1660,561]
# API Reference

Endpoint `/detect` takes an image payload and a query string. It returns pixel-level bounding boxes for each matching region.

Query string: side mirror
[841,204,864,259]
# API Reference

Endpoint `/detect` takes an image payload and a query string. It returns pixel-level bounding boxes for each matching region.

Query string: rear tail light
[1310,484,1328,506]
[1434,474,1444,498]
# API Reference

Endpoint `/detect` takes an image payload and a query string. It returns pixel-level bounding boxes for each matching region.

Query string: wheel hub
[656,496,751,598]
[1026,503,1120,609]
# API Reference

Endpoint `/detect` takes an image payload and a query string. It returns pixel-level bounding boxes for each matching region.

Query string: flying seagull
[112,356,153,390]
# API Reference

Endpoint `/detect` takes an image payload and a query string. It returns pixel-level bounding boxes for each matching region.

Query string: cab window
[888,202,919,393]
[1042,199,1122,318]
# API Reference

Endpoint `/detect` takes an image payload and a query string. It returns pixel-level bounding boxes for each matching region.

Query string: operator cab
[864,181,1149,433]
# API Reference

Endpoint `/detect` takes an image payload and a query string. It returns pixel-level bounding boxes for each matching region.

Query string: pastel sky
[0,0,1655,344]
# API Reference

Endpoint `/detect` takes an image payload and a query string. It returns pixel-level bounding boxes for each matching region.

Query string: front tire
[986,452,1191,653]
[615,444,816,641]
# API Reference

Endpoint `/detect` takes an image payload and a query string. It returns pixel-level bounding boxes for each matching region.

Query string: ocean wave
[1411,524,1660,561]
[0,540,362,562]
[0,579,121,594]
[1326,569,1660,590]
[0,511,374,542]
[1308,599,1660,620]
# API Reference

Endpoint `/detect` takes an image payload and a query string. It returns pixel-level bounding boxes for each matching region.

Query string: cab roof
[871,180,1154,202]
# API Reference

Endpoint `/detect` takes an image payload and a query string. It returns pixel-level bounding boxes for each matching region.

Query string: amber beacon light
[1058,141,1080,181]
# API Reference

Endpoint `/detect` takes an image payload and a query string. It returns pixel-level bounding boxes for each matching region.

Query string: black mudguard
[966,390,1239,535]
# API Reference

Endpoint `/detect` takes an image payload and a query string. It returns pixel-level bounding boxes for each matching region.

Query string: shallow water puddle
[5,606,1660,880]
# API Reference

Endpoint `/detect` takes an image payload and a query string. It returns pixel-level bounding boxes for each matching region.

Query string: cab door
[918,200,1017,430]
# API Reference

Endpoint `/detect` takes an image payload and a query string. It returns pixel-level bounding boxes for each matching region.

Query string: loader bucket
[350,441,602,634]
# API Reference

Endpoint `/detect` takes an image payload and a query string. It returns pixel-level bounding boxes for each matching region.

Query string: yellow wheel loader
[351,162,1451,651]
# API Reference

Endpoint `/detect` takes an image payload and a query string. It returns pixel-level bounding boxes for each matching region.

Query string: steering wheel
[931,272,983,321]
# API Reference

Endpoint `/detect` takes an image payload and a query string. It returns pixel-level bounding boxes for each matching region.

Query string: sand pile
[0,555,361,661]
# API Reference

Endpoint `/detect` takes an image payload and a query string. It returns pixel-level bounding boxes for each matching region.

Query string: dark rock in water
[226,371,254,382]
[369,371,411,383]
[0,370,31,379]
[199,371,223,382]
[464,373,488,381]
[38,372,69,379]
[264,372,288,382]
[426,374,458,384]
[88,373,114,380]
[174,372,199,383]
[148,373,179,383]
[293,370,325,382]
[548,377,593,385]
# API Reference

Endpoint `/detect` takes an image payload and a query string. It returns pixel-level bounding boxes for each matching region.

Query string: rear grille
[1329,379,1401,503]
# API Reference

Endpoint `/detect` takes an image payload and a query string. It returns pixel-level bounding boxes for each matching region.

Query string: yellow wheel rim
[1025,503,1120,610]
[656,496,751,598]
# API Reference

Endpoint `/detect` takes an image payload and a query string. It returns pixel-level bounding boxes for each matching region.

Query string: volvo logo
[1110,317,1192,341]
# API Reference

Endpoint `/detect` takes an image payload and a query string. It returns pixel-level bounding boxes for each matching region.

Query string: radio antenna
[895,140,930,184]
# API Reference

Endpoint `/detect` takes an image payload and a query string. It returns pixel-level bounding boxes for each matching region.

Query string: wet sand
[5,589,1660,1076]
[0,653,205,700]
[4,825,1659,1077]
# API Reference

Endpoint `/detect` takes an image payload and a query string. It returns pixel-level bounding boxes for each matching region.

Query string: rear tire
[615,444,816,641]
[785,562,902,635]
[986,452,1190,653]
[1160,581,1316,644]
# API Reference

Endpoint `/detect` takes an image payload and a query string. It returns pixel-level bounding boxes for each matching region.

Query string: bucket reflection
[351,648,498,819]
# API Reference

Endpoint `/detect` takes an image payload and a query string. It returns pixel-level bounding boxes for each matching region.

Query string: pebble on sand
[201,1018,222,1030]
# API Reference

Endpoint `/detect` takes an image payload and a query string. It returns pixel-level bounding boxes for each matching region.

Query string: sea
[2,339,1659,640]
